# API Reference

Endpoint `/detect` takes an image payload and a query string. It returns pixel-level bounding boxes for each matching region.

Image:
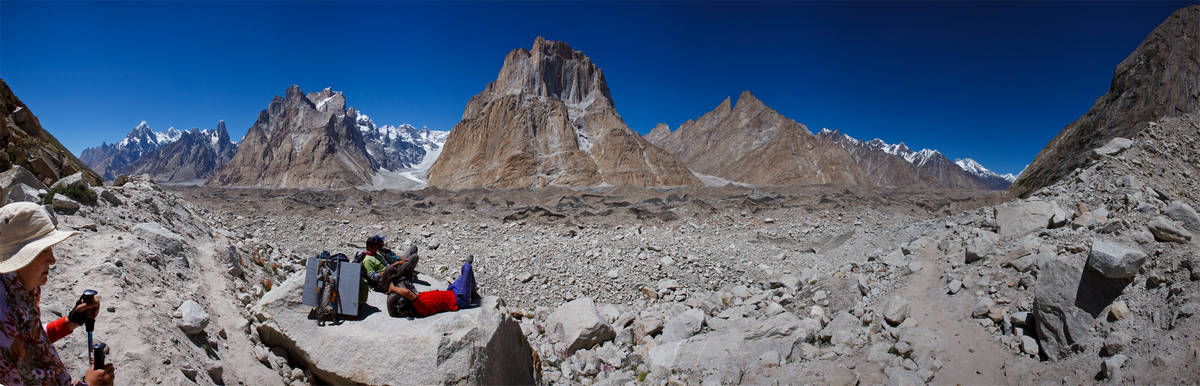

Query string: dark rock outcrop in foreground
[253,272,537,385]
[428,37,699,189]
[0,78,102,186]
[1011,5,1200,197]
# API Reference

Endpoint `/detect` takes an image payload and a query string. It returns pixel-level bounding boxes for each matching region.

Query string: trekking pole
[82,290,97,359]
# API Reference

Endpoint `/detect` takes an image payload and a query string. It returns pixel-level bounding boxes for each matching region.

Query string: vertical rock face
[648,91,862,186]
[0,78,102,186]
[208,86,377,188]
[130,122,238,182]
[1011,5,1200,197]
[427,37,699,189]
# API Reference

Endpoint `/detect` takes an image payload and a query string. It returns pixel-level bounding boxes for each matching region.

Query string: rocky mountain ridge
[0,78,102,186]
[1011,5,1200,197]
[817,129,993,190]
[647,91,862,186]
[954,158,1018,190]
[80,121,237,182]
[207,86,378,188]
[427,37,700,189]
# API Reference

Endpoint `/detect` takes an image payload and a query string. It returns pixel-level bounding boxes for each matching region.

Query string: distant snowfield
[359,128,448,191]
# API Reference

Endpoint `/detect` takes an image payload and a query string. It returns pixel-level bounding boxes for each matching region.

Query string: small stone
[176,300,209,335]
[948,280,963,294]
[883,296,910,326]
[1109,301,1129,320]
[1101,354,1128,380]
[605,269,619,279]
[1021,335,1039,356]
[1103,331,1132,356]
[972,298,995,319]
[987,307,1005,323]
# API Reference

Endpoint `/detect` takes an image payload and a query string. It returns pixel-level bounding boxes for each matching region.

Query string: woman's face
[16,248,55,291]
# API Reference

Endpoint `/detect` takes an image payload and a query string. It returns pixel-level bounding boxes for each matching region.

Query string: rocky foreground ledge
[252,272,538,385]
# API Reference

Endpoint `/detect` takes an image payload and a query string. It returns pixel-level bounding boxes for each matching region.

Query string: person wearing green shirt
[355,236,419,307]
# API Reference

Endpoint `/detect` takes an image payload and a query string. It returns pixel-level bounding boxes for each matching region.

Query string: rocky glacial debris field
[3,113,1197,385]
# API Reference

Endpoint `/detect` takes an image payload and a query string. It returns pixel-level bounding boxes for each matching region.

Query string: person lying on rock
[0,202,115,385]
[385,256,480,318]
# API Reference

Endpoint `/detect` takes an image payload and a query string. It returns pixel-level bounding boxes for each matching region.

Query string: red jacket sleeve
[44,316,74,342]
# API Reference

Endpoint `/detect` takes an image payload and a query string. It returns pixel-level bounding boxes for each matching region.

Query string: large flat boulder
[253,272,537,385]
[994,199,1066,239]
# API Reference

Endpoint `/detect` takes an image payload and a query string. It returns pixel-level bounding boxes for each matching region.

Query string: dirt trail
[193,239,283,385]
[897,233,1066,384]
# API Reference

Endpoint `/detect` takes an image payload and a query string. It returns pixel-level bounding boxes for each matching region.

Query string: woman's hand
[67,295,101,329]
[84,363,114,386]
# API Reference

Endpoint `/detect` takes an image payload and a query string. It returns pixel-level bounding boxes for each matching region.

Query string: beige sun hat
[0,202,81,273]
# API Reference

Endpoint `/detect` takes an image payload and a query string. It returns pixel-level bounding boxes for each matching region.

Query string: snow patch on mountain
[954,158,1019,183]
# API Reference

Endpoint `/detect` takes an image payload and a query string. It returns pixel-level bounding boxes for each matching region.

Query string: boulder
[50,172,90,191]
[548,297,615,356]
[0,166,48,204]
[1147,216,1192,243]
[994,200,1065,239]
[1087,239,1147,279]
[1033,258,1093,360]
[647,312,809,380]
[818,311,865,347]
[964,231,999,263]
[253,272,537,385]
[5,183,41,204]
[134,222,186,255]
[50,193,79,214]
[1164,201,1200,233]
[660,308,704,343]
[92,187,123,206]
[176,300,209,335]
[1092,137,1133,158]
[883,296,910,326]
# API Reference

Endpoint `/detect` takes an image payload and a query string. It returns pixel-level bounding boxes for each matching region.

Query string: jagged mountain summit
[130,122,238,183]
[427,37,699,189]
[954,158,1018,190]
[0,78,101,186]
[80,121,236,182]
[208,86,378,188]
[647,91,862,186]
[1011,5,1200,197]
[355,113,448,172]
[816,129,991,190]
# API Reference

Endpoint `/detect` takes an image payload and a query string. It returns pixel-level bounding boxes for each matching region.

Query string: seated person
[356,236,418,303]
[385,256,479,317]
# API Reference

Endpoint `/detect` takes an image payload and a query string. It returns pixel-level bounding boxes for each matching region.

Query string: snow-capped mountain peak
[955,158,1017,183]
[353,110,449,173]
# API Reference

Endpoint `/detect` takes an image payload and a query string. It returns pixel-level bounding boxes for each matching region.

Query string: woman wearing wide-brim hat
[0,202,114,385]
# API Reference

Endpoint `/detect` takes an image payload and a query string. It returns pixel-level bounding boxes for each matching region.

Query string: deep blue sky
[1,1,1191,175]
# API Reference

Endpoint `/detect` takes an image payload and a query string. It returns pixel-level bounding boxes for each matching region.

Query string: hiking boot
[404,245,418,259]
[466,254,475,266]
